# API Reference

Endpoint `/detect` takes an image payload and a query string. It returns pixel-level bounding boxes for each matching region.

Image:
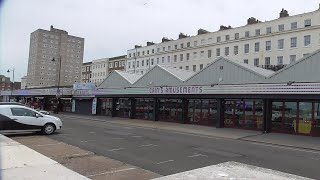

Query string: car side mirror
[35,113,42,118]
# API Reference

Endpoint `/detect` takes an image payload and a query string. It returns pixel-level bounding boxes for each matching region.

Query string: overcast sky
[0,0,319,80]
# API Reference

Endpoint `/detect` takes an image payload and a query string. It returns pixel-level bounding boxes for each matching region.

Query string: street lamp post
[7,68,15,102]
[52,56,62,113]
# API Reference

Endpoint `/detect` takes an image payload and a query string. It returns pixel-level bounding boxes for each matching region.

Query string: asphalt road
[50,115,320,179]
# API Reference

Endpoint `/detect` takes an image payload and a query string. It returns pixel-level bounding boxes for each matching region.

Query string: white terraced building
[126,6,320,74]
[91,58,109,85]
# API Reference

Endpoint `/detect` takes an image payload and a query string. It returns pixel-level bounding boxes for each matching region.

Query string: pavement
[48,114,320,179]
[0,134,89,180]
[60,113,320,151]
[153,161,312,180]
[9,135,160,180]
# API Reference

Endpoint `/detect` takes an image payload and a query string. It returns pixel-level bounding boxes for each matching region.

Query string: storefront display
[159,99,183,123]
[188,99,217,126]
[98,98,112,116]
[135,98,154,120]
[115,98,131,118]
[224,99,263,130]
[272,101,320,136]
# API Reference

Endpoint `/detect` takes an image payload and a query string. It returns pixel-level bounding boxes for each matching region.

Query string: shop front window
[272,102,296,133]
[188,99,217,126]
[98,98,112,116]
[271,101,320,136]
[135,98,154,120]
[159,99,182,123]
[224,99,263,130]
[298,102,313,135]
[244,100,264,129]
[284,102,297,133]
[115,98,131,118]
[313,102,320,136]
[61,99,72,112]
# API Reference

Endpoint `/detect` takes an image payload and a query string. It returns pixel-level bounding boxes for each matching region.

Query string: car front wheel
[42,123,56,135]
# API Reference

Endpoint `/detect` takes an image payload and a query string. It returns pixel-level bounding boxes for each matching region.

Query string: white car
[0,105,62,135]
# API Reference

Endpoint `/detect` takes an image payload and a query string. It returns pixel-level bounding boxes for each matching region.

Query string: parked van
[0,105,62,135]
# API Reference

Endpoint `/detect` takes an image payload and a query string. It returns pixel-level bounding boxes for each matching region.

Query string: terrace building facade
[126,7,320,74]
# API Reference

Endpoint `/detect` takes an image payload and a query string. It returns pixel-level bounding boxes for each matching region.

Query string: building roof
[82,62,92,65]
[186,57,274,83]
[229,58,275,77]
[157,65,195,81]
[268,49,320,79]
[115,70,143,84]
[109,55,127,61]
[128,8,319,50]
[92,58,109,63]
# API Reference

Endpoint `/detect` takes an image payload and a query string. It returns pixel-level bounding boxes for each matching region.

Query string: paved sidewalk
[11,135,160,180]
[59,113,320,151]
[241,133,320,151]
[153,161,312,180]
[0,134,89,180]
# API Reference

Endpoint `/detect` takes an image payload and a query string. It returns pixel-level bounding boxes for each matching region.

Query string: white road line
[156,160,174,164]
[132,136,143,138]
[188,153,208,158]
[108,148,124,152]
[89,132,96,134]
[140,144,157,147]
[34,142,63,146]
[87,167,137,177]
[80,140,96,143]
[249,142,320,155]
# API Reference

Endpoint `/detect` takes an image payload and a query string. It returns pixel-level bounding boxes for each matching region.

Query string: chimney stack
[178,33,188,39]
[198,28,210,35]
[219,25,232,31]
[147,42,155,46]
[161,37,171,42]
[279,8,289,18]
[134,45,142,49]
[247,17,260,25]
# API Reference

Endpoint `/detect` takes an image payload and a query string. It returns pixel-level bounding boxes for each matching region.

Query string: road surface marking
[123,127,133,129]
[34,142,63,146]
[87,167,137,177]
[132,135,143,138]
[89,132,96,134]
[108,148,124,151]
[156,160,174,164]
[140,144,157,147]
[188,153,208,158]
[80,140,96,143]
